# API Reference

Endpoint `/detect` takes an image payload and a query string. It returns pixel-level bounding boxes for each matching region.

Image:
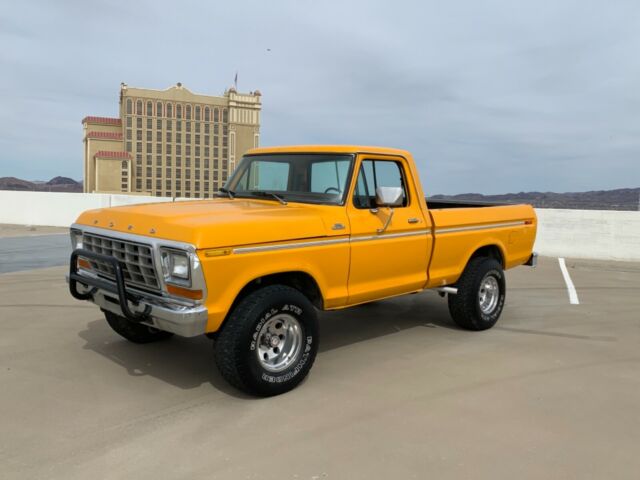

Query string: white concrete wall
[0,191,638,261]
[533,208,640,262]
[0,191,171,228]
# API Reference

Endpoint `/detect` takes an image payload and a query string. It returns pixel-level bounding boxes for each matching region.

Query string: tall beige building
[83,82,261,198]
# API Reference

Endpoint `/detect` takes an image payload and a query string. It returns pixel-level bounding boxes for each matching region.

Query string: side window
[353,160,407,209]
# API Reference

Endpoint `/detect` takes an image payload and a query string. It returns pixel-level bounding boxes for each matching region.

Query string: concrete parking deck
[1,254,639,479]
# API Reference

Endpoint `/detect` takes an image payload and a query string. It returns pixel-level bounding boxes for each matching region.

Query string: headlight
[70,229,83,250]
[160,248,191,286]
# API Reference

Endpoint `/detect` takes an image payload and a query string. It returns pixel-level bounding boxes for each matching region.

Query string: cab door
[346,155,432,305]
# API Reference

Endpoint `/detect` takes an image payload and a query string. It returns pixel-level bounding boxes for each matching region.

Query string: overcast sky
[0,0,639,194]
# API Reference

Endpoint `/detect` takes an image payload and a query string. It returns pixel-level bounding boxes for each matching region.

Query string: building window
[126,98,133,114]
[213,136,219,146]
[126,116,132,128]
[176,133,182,143]
[166,157,172,167]
[177,120,182,130]
[195,159,201,169]
[136,142,142,152]
[167,144,172,154]
[156,143,162,153]
[137,117,142,129]
[166,168,171,177]
[166,180,171,189]
[195,105,201,120]
[156,180,162,189]
[136,154,142,165]
[176,145,181,155]
[186,133,191,143]
[204,124,210,135]
[186,146,191,156]
[136,179,142,190]
[157,119,162,129]
[146,101,153,116]
[126,130,132,140]
[146,130,152,141]
[156,102,163,117]
[195,122,200,132]
[214,124,219,135]
[204,169,209,180]
[176,157,182,167]
[176,170,181,179]
[195,146,200,156]
[147,118,152,129]
[213,108,219,122]
[176,104,182,119]
[166,103,173,118]
[204,147,210,157]
[146,167,152,177]
[157,155,162,166]
[186,122,191,133]
[146,179,152,190]
[195,134,200,145]
[186,105,192,120]
[126,142,132,152]
[146,154,152,165]
[186,158,191,168]
[146,142,152,152]
[136,100,143,115]
[222,109,228,123]
[156,130,162,142]
[167,120,172,131]
[204,107,210,121]
[166,132,171,143]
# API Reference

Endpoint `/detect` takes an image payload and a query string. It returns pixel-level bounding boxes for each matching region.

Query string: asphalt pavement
[0,234,70,274]
[1,251,640,479]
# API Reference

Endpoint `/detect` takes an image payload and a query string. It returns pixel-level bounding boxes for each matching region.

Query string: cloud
[0,0,639,193]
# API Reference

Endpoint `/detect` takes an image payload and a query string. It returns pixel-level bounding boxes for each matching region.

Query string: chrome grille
[82,233,160,291]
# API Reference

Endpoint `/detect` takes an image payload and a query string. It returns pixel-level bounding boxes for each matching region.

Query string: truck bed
[425,197,511,209]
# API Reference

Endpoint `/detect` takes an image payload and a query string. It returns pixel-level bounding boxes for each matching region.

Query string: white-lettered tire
[104,311,174,343]
[448,257,506,331]
[214,285,319,397]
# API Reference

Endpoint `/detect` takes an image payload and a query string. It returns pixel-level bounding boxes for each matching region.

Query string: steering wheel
[324,187,341,194]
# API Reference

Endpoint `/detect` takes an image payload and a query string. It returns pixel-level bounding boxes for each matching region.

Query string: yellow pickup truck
[69,145,537,396]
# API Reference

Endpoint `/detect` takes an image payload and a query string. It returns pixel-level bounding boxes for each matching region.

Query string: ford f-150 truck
[69,145,537,396]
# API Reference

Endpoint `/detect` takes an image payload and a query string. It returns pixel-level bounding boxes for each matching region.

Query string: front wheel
[104,311,174,343]
[214,285,319,397]
[448,257,506,331]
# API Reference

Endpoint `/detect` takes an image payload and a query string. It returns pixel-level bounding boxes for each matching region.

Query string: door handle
[408,218,419,224]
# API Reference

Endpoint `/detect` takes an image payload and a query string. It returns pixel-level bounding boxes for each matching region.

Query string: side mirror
[375,186,403,207]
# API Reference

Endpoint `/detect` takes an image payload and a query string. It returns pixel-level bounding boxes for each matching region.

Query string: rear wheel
[104,311,173,343]
[448,257,506,331]
[214,285,319,397]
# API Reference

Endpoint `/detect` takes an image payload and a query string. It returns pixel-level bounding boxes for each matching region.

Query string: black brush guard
[69,249,152,322]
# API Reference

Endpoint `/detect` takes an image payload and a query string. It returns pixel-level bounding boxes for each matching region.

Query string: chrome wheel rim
[478,274,500,314]
[256,314,303,372]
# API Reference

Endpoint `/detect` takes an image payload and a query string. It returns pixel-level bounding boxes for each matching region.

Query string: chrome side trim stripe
[233,229,431,254]
[234,237,350,254]
[435,220,526,234]
[350,229,431,243]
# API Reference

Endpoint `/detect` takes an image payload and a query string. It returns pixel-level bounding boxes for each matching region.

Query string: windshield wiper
[218,187,235,199]
[248,191,288,205]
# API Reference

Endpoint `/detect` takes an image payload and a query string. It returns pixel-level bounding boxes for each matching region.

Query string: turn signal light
[167,284,203,300]
[77,258,92,270]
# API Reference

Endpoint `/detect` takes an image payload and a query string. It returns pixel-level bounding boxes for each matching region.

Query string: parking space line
[558,258,580,305]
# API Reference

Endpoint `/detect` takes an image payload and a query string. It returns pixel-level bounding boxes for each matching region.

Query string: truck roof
[246,145,412,157]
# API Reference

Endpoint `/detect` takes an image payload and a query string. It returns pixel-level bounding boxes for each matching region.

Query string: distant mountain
[0,176,83,193]
[430,188,640,211]
[47,176,79,186]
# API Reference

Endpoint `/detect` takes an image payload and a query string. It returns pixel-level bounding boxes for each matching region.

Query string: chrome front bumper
[68,248,208,337]
[70,279,208,337]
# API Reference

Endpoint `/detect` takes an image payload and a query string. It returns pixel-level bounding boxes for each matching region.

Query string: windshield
[224,154,354,205]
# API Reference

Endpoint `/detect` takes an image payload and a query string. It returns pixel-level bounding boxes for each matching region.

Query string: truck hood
[75,198,338,249]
